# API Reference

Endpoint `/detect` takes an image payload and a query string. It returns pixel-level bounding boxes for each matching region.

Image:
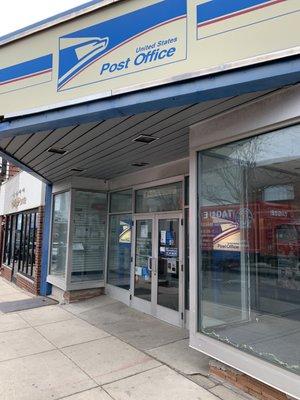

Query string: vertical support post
[40,183,52,296]
[189,149,198,341]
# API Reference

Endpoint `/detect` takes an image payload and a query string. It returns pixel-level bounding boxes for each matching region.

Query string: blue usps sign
[58,0,187,91]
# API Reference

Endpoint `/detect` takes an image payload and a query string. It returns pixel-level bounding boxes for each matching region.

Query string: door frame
[131,211,184,327]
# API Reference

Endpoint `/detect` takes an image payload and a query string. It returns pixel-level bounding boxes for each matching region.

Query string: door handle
[147,256,153,272]
[153,258,157,275]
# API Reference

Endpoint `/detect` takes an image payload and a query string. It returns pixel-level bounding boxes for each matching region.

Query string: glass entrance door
[132,214,183,326]
[134,219,153,308]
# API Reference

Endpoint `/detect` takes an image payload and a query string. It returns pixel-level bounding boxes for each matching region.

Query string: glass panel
[200,152,249,328]
[157,218,179,311]
[198,124,300,375]
[134,219,152,301]
[13,214,23,274]
[4,216,11,265]
[50,192,70,278]
[24,214,31,275]
[71,191,107,282]
[110,190,132,213]
[135,182,183,213]
[184,208,190,310]
[9,216,16,267]
[19,213,28,274]
[107,214,132,289]
[30,213,37,278]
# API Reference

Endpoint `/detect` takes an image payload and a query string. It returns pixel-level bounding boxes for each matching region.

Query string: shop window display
[198,124,300,375]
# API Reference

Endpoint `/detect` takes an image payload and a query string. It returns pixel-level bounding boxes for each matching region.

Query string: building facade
[0,0,299,398]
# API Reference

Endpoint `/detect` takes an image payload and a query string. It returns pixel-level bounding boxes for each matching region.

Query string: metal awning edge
[0,0,124,47]
[0,55,300,140]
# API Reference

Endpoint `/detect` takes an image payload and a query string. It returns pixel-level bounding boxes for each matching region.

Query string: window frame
[188,120,300,398]
[2,209,38,280]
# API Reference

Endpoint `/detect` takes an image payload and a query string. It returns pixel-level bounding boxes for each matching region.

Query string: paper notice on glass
[160,246,166,254]
[167,258,177,274]
[165,247,178,257]
[73,243,84,250]
[141,224,148,238]
[135,266,143,276]
[160,230,166,245]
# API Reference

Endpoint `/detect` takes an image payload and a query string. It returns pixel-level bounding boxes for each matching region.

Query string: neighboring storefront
[0,0,299,398]
[0,171,45,294]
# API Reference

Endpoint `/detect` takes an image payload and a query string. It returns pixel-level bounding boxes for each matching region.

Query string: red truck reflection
[201,201,300,256]
[201,201,300,297]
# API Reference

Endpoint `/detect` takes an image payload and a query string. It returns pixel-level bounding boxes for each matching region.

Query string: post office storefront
[40,85,300,398]
[1,0,299,398]
[47,172,190,327]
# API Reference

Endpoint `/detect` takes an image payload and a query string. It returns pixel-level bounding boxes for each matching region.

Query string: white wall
[0,171,45,215]
[52,176,107,194]
[190,84,300,150]
[108,157,189,190]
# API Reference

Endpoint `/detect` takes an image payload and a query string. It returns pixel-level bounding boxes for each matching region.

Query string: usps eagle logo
[58,36,109,90]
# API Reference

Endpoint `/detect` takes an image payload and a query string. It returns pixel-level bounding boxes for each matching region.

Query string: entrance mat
[0,296,58,313]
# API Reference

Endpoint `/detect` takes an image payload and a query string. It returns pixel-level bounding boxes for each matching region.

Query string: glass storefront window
[2,211,38,278]
[198,124,300,375]
[184,176,190,310]
[13,214,23,269]
[110,190,132,213]
[107,214,132,289]
[50,192,70,278]
[184,207,189,310]
[135,182,183,213]
[4,215,12,265]
[71,191,107,282]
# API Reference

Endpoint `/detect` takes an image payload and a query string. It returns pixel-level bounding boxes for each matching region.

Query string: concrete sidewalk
[0,276,34,305]
[0,277,254,400]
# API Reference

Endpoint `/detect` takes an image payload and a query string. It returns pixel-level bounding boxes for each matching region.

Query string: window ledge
[16,272,34,283]
[2,264,13,270]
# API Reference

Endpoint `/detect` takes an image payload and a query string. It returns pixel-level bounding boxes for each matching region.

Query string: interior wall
[108,157,189,191]
[52,176,107,193]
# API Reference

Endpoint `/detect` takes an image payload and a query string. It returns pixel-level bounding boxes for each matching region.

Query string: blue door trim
[40,183,53,296]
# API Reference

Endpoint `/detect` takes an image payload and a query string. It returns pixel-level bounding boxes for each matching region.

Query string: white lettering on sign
[203,210,235,220]
[270,209,288,217]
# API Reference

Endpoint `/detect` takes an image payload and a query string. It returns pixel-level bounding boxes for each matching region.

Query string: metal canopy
[0,89,275,183]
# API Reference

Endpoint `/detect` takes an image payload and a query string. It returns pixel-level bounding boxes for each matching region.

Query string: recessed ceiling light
[131,162,149,167]
[133,135,158,144]
[47,147,68,155]
[69,168,85,172]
